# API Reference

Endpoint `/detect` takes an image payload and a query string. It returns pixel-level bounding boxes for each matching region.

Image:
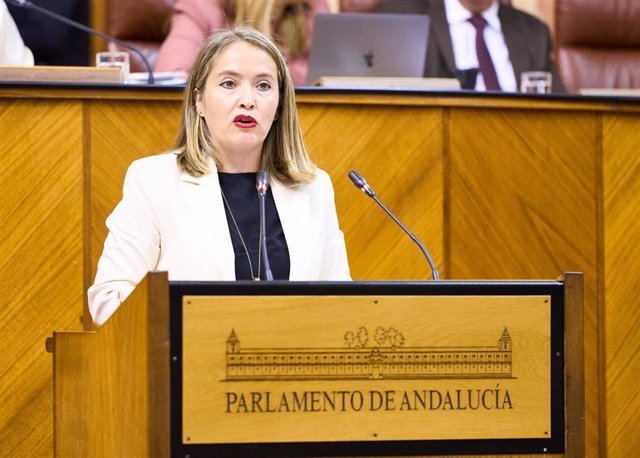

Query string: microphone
[348,170,440,280]
[256,171,274,281]
[6,0,155,84]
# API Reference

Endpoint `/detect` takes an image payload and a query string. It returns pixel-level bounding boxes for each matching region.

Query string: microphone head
[348,170,375,197]
[348,170,366,187]
[256,170,269,195]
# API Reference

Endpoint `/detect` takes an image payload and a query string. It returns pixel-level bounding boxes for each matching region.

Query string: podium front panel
[169,281,564,456]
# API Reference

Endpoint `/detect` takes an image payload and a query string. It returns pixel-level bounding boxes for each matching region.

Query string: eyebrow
[216,70,276,80]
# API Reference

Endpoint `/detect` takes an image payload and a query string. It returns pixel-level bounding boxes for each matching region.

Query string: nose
[238,84,255,109]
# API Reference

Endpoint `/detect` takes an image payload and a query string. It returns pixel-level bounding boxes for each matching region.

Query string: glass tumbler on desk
[520,71,552,94]
[96,51,130,83]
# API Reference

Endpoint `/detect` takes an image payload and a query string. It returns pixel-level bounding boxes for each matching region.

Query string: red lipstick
[233,115,257,128]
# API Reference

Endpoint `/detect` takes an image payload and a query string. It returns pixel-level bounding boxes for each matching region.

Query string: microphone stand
[7,0,155,84]
[348,170,440,280]
[370,194,440,280]
[256,171,274,281]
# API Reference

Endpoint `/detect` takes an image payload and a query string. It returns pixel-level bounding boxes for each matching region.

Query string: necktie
[468,14,501,91]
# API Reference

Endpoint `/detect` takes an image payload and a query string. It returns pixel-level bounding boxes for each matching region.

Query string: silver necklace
[220,188,262,281]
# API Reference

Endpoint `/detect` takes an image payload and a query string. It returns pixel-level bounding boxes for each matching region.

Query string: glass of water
[520,71,552,94]
[96,51,130,83]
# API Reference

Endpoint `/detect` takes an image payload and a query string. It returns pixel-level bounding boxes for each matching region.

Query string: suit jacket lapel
[429,0,457,76]
[179,168,235,280]
[499,6,525,86]
[271,180,310,280]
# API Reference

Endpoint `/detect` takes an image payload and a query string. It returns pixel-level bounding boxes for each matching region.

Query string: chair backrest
[555,0,640,92]
[106,0,176,72]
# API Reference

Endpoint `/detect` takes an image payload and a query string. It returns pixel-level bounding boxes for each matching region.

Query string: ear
[194,88,204,117]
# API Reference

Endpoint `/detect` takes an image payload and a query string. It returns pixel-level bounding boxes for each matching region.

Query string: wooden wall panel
[447,108,599,456]
[4,87,639,457]
[602,113,640,457]
[89,0,108,59]
[0,100,84,456]
[298,103,444,280]
[89,100,181,305]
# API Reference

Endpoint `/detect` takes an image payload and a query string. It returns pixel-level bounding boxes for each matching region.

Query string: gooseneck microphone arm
[6,0,155,84]
[256,171,274,281]
[348,170,440,280]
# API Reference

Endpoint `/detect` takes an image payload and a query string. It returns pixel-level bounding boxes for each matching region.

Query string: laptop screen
[306,13,430,85]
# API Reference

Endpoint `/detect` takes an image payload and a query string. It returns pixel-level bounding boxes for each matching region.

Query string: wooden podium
[51,273,584,457]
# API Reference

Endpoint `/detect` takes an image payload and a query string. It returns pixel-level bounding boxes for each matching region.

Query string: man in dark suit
[8,0,89,66]
[376,0,564,92]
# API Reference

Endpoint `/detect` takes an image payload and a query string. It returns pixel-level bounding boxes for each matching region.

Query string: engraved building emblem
[225,327,513,381]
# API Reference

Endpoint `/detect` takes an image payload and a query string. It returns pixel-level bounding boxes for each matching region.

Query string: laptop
[306,13,430,85]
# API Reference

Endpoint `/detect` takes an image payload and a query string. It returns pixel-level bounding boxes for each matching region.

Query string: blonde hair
[224,0,308,59]
[175,27,316,185]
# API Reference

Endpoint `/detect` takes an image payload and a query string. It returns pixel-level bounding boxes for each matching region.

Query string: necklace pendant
[254,277,261,282]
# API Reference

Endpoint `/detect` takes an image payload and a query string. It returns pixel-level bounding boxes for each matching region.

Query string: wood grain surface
[0,99,84,456]
[447,107,601,455]
[299,103,444,280]
[53,272,170,457]
[602,113,640,458]
[1,86,639,456]
[183,295,551,444]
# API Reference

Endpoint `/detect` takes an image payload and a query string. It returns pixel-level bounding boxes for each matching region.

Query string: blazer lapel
[499,6,525,86]
[179,168,235,280]
[271,180,310,280]
[429,0,457,76]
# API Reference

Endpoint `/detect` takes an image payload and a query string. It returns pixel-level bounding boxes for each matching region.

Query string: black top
[218,172,290,280]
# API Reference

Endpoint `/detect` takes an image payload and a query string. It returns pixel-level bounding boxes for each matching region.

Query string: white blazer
[88,152,351,325]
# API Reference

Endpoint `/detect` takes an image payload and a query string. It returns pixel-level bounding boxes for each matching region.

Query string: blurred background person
[339,0,381,12]
[155,0,329,85]
[376,0,564,92]
[7,0,88,66]
[89,27,351,326]
[1,0,34,65]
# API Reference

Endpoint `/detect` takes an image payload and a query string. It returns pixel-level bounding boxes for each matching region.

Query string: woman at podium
[88,27,351,326]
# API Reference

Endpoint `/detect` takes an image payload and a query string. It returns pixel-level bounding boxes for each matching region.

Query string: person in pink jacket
[155,0,329,85]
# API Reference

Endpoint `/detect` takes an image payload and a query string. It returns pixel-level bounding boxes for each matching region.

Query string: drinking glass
[520,71,552,94]
[96,51,130,83]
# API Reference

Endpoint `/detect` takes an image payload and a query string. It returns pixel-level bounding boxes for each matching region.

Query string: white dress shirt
[444,0,517,92]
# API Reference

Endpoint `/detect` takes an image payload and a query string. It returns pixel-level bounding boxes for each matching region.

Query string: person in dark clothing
[8,0,89,65]
[376,0,564,92]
